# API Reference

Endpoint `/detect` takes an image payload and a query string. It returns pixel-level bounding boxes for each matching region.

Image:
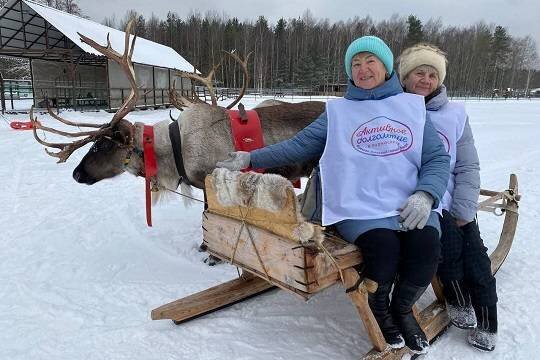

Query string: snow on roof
[21,0,196,71]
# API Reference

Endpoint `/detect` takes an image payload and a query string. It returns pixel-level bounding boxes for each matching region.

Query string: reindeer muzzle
[73,166,96,185]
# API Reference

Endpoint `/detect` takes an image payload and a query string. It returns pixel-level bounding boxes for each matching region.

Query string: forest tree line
[105,9,539,96]
[1,0,539,96]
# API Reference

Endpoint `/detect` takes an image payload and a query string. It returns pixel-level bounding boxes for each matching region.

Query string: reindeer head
[31,20,251,188]
[31,20,143,184]
[72,119,137,184]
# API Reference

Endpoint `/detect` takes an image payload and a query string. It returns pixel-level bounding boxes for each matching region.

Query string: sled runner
[151,172,520,359]
[10,120,40,130]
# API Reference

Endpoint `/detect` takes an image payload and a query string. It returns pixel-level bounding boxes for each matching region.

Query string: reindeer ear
[113,121,134,145]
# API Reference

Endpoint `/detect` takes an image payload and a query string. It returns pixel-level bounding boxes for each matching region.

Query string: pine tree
[274,18,288,89]
[405,15,423,47]
[490,25,511,90]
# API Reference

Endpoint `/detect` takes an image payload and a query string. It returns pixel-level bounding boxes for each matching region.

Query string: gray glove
[399,191,434,230]
[216,151,251,171]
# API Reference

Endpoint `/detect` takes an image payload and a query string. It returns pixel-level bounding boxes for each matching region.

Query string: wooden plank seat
[151,172,520,359]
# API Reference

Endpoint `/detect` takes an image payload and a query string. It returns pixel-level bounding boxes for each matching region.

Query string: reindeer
[29,21,326,200]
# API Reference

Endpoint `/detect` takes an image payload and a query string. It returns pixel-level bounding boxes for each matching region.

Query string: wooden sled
[151,174,520,359]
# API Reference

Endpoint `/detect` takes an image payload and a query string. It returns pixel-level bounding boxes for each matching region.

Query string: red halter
[143,125,158,227]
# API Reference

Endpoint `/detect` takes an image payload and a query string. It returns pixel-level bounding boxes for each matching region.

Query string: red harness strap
[143,125,158,227]
[227,108,265,173]
[227,108,300,188]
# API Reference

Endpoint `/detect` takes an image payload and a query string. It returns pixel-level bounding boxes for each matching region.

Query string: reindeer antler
[31,20,139,163]
[176,63,221,106]
[46,106,103,128]
[168,79,201,110]
[223,50,252,109]
[171,51,251,110]
[30,106,104,163]
[78,19,139,126]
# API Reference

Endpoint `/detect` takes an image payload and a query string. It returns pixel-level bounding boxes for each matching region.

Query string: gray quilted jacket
[426,86,480,222]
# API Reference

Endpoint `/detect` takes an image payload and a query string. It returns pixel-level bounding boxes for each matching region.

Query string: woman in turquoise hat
[217,35,450,354]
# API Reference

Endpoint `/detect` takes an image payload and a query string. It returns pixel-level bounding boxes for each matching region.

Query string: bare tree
[102,15,117,29]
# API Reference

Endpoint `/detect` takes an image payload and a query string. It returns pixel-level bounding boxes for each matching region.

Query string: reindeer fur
[176,101,325,189]
[73,101,325,204]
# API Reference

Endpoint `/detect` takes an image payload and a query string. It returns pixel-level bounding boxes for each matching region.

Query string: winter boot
[367,282,405,349]
[442,279,477,329]
[468,304,497,351]
[391,280,430,354]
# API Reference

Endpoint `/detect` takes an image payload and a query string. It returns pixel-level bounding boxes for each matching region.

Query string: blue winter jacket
[251,73,450,242]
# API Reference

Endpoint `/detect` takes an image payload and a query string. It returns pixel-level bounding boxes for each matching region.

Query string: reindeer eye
[91,140,114,152]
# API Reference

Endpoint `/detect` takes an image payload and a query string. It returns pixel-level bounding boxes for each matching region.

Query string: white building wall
[31,59,107,107]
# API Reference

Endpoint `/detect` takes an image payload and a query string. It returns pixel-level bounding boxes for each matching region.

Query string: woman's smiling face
[351,52,387,90]
[402,65,440,97]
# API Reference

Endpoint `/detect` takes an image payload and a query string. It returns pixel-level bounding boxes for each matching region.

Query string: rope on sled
[166,181,345,284]
[315,234,345,284]
[163,180,273,282]
[478,189,519,216]
[227,178,272,283]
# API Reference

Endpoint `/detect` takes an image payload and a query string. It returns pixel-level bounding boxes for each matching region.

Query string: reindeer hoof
[198,243,208,252]
[203,255,222,266]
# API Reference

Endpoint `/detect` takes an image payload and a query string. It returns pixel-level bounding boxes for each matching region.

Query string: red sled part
[10,120,40,130]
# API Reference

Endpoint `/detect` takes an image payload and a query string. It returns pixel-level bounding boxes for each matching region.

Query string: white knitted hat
[398,44,447,87]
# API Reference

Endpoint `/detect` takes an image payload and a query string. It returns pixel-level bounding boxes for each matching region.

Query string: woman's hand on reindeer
[216,151,251,171]
[399,191,434,230]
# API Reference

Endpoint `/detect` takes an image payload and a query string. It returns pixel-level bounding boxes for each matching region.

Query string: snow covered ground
[1,96,538,359]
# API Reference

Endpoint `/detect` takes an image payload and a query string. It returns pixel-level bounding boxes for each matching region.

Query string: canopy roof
[0,0,195,70]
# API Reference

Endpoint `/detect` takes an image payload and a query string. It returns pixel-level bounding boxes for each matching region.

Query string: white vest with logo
[428,102,467,212]
[319,93,426,225]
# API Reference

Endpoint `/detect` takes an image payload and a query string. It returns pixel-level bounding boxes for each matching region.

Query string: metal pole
[168,68,171,103]
[29,58,34,109]
[152,66,156,107]
[9,82,14,110]
[0,72,5,114]
[180,75,184,97]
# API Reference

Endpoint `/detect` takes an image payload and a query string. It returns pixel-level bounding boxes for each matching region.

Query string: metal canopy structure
[0,0,195,111]
[0,0,195,69]
[0,0,96,64]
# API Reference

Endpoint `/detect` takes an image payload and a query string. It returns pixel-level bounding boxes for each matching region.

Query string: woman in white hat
[399,44,498,352]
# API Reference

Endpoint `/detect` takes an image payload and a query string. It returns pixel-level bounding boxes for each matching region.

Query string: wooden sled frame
[151,174,520,359]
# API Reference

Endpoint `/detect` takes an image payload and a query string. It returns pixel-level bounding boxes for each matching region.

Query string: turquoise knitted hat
[344,35,394,79]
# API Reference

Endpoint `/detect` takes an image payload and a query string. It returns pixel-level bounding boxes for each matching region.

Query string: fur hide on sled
[207,168,322,244]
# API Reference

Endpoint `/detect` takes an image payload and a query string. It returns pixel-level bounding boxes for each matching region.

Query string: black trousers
[354,227,441,287]
[437,210,498,306]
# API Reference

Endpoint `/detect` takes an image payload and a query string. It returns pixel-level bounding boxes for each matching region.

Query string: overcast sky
[78,0,540,50]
